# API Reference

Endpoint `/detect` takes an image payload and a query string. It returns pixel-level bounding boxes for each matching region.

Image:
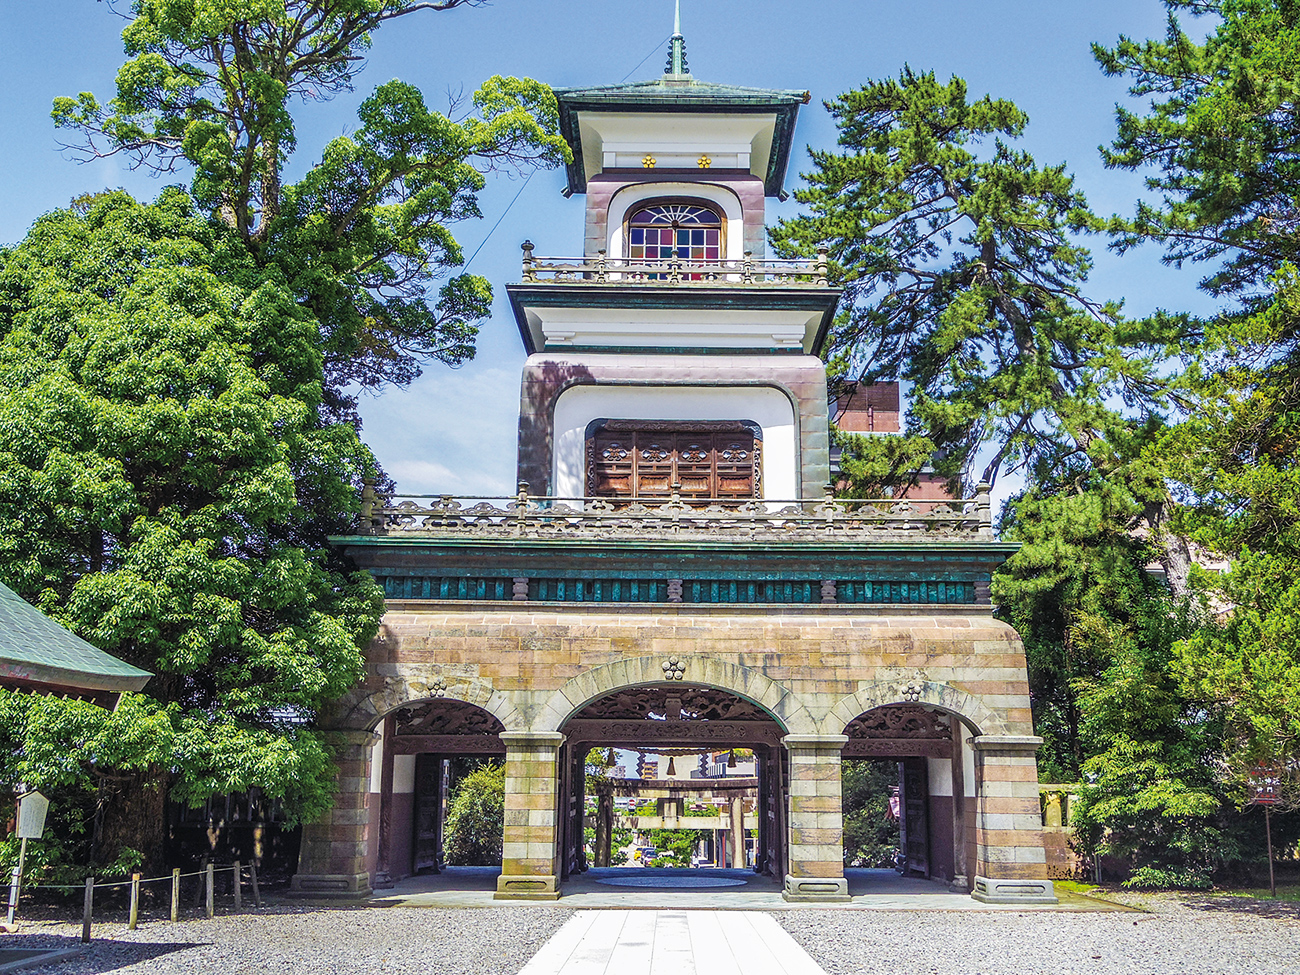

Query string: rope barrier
[25,867,230,889]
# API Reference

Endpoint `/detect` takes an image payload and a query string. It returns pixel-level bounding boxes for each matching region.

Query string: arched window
[627,203,722,262]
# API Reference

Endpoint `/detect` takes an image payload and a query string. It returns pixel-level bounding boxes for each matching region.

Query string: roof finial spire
[665,0,690,78]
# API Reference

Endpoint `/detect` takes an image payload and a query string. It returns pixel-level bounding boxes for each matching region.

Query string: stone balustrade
[357,482,994,542]
[520,242,830,287]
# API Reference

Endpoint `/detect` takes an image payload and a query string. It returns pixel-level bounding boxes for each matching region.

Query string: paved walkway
[374,867,1118,911]
[518,910,828,975]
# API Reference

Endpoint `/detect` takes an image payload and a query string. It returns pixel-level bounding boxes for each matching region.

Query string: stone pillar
[950,732,968,892]
[290,729,378,899]
[594,790,613,867]
[729,795,746,870]
[495,731,564,900]
[782,734,850,902]
[970,735,1058,904]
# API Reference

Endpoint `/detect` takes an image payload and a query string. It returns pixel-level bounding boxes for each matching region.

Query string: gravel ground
[2,904,574,975]
[5,892,1300,974]
[779,892,1300,975]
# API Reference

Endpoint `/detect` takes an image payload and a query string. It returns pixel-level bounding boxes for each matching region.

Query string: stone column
[495,731,564,900]
[730,795,746,870]
[970,735,1057,904]
[594,790,613,867]
[290,729,378,899]
[782,734,850,902]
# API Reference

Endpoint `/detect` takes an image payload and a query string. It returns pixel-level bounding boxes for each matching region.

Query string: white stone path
[517,909,828,975]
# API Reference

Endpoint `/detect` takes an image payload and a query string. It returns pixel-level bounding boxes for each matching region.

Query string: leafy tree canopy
[53,0,570,411]
[0,188,384,869]
[443,762,504,866]
[772,69,1176,491]
[1097,0,1300,782]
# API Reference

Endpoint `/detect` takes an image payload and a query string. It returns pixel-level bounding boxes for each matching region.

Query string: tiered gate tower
[290,25,1057,906]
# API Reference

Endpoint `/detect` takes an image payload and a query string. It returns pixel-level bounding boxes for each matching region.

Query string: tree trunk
[1143,499,1195,599]
[96,767,167,876]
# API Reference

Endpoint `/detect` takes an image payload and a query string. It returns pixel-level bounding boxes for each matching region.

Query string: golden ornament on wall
[642,155,657,168]
[697,155,712,169]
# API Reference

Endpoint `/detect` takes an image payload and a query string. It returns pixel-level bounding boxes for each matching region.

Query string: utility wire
[621,34,672,82]
[462,170,535,272]
[461,33,669,272]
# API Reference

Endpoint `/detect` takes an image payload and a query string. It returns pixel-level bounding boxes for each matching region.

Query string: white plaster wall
[606,182,744,261]
[369,730,384,793]
[963,734,976,799]
[552,384,797,500]
[927,756,954,798]
[393,754,416,795]
[577,112,776,185]
[533,305,819,352]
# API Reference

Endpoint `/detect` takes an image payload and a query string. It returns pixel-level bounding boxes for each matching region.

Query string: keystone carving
[662,657,687,681]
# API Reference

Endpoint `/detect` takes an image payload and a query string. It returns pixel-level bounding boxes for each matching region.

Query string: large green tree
[771,69,1174,493]
[53,0,569,414]
[1096,0,1300,784]
[0,0,568,874]
[0,189,384,870]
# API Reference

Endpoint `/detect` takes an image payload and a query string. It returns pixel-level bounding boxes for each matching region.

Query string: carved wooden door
[900,757,930,877]
[413,753,443,873]
[588,422,759,500]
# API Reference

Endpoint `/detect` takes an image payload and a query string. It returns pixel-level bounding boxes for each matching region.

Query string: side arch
[824,680,1008,738]
[325,665,524,733]
[533,656,817,735]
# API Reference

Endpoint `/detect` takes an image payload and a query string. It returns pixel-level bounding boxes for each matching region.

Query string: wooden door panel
[413,753,442,873]
[588,424,758,500]
[901,757,930,878]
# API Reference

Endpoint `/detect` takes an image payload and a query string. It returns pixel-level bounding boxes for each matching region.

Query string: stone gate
[288,27,1057,905]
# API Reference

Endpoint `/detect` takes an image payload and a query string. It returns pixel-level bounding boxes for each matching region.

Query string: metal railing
[519,241,832,287]
[357,482,993,541]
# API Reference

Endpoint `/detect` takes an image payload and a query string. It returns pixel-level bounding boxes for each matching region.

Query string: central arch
[552,678,792,885]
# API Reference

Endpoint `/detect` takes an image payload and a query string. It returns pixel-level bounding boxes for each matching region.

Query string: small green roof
[553,78,811,198]
[0,582,152,694]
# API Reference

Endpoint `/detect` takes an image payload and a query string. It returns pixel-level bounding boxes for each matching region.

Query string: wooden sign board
[17,791,49,839]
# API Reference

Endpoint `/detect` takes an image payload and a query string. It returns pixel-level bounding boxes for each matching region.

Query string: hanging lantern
[727,749,737,769]
[667,756,677,776]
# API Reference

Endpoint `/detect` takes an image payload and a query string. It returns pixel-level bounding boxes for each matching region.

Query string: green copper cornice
[552,81,809,198]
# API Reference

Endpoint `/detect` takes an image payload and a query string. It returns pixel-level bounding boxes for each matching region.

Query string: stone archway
[293,689,514,898]
[374,698,508,885]
[555,683,788,881]
[823,679,1006,739]
[325,664,524,734]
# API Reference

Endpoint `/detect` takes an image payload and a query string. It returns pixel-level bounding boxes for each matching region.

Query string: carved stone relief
[569,685,771,723]
[394,699,506,737]
[845,705,952,740]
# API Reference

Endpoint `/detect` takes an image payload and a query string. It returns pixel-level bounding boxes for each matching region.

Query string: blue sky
[1,1,1220,505]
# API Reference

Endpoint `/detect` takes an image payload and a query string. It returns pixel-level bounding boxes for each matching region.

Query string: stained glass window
[628,204,722,263]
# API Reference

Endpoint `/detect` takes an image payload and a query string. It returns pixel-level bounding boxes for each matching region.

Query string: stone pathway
[518,910,828,975]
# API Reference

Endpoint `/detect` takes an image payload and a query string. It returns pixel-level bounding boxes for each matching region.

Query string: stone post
[495,731,564,900]
[594,790,613,867]
[970,735,1058,904]
[782,734,850,902]
[290,729,379,899]
[729,795,746,870]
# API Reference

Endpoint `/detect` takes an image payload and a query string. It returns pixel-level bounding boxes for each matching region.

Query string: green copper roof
[553,79,810,107]
[552,79,810,198]
[0,581,152,693]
